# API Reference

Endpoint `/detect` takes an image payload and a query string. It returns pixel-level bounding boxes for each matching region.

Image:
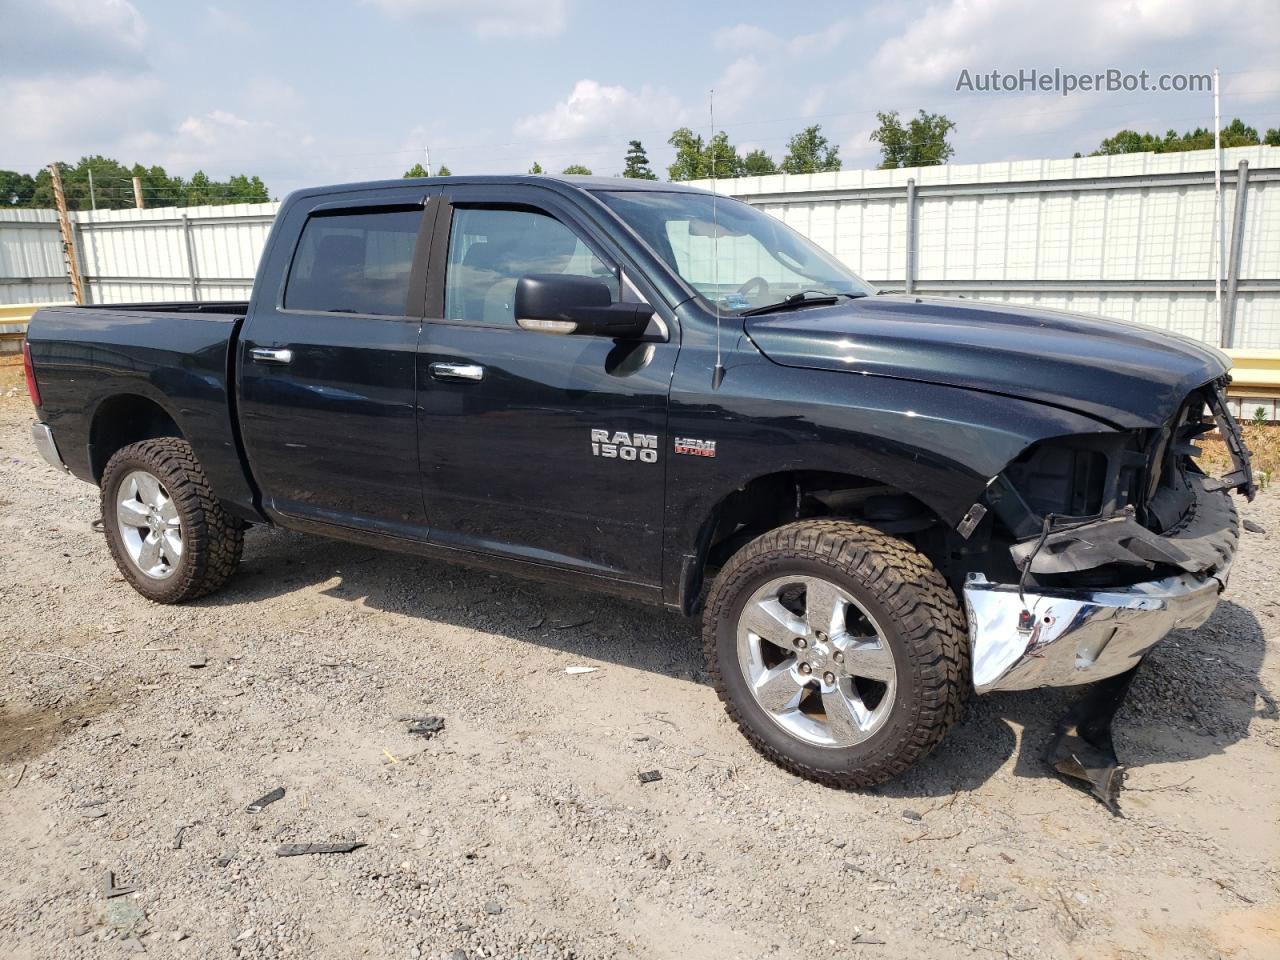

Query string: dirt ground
[1,390,1278,960]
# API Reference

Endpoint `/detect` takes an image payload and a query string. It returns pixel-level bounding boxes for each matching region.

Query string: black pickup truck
[24,174,1254,800]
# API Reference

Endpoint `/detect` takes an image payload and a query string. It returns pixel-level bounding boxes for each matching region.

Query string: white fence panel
[0,209,69,303]
[3,147,1279,349]
[693,145,1280,349]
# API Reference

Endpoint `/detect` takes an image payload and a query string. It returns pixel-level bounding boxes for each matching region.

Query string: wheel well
[89,395,183,482]
[686,470,952,614]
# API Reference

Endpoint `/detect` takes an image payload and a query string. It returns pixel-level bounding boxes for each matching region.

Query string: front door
[238,188,436,536]
[416,185,678,587]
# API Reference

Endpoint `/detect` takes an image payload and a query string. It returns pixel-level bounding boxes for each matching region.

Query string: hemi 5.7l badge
[674,437,716,458]
[590,429,658,463]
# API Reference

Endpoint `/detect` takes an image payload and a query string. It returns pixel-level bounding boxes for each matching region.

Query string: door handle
[250,347,293,364]
[429,362,485,382]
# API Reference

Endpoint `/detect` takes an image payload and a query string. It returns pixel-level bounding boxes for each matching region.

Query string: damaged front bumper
[964,563,1228,694]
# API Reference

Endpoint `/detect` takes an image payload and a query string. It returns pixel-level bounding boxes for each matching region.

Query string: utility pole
[48,163,85,305]
[132,176,145,209]
[1213,66,1223,334]
[87,167,97,210]
[424,146,433,177]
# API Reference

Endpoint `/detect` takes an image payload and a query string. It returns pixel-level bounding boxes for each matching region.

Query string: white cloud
[833,0,1280,167]
[713,24,777,53]
[364,0,567,37]
[868,0,1278,91]
[0,73,164,151]
[515,80,685,142]
[0,0,147,76]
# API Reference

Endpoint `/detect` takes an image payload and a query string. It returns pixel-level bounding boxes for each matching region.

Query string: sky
[2,0,1278,199]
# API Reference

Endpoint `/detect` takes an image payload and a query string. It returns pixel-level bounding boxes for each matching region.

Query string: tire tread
[101,438,243,604]
[703,519,968,788]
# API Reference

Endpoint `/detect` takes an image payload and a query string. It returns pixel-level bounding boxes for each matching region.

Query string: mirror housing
[515,274,652,338]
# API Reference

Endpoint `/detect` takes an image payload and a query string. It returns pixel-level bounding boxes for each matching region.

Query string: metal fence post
[1221,160,1250,349]
[181,215,199,301]
[904,177,917,295]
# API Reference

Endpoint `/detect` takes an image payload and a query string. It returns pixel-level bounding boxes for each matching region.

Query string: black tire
[703,519,968,788]
[101,438,244,604]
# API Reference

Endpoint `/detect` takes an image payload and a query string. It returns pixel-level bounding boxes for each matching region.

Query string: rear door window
[285,208,422,316]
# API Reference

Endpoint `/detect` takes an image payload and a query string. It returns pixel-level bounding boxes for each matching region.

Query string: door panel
[417,190,677,584]
[238,190,435,535]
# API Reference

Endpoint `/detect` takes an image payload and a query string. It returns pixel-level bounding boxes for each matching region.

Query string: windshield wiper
[741,290,844,317]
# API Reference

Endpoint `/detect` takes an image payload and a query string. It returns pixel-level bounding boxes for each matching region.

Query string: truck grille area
[986,379,1249,583]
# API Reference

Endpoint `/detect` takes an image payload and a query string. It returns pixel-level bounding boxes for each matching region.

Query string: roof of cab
[283,174,713,204]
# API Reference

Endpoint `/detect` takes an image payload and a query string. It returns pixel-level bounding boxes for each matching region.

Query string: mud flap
[1046,665,1140,813]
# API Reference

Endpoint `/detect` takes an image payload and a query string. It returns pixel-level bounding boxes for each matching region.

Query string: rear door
[238,187,438,536]
[416,184,678,589]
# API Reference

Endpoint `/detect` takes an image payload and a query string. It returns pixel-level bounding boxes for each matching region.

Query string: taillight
[23,339,41,408]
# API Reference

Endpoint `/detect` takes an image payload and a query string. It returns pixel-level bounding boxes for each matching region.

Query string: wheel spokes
[821,682,872,743]
[753,659,804,714]
[137,535,162,571]
[134,472,163,508]
[740,598,807,651]
[117,498,150,529]
[836,637,896,683]
[803,577,845,637]
[160,529,183,563]
[158,498,179,525]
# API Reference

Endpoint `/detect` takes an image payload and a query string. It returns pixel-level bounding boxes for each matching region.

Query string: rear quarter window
[284,208,422,316]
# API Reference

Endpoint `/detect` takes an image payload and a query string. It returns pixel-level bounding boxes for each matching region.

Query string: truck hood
[744,295,1230,428]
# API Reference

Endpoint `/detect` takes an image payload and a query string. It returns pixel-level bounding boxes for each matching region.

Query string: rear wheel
[101,438,243,603]
[703,519,967,787]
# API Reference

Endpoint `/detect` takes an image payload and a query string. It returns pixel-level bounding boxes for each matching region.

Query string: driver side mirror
[515,274,652,338]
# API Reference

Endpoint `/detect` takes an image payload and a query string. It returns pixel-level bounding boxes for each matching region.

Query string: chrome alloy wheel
[736,575,898,747]
[115,469,183,580]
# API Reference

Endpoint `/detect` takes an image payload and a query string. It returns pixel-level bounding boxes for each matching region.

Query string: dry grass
[1200,424,1279,491]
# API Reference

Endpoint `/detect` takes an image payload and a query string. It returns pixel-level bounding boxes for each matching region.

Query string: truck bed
[25,301,259,519]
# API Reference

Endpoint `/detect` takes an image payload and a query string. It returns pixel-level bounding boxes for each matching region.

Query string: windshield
[595,189,875,313]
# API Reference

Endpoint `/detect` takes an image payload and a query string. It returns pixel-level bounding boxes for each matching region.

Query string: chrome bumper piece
[31,421,68,472]
[965,566,1228,694]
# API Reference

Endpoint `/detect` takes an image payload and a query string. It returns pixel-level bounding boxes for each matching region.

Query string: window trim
[430,201,623,331]
[277,199,433,321]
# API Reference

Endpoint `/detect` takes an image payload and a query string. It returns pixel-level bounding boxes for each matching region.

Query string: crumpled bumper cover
[964,564,1228,694]
[1009,474,1238,576]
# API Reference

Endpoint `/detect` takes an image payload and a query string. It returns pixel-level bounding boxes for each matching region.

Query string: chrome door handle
[250,347,293,364]
[429,362,485,382]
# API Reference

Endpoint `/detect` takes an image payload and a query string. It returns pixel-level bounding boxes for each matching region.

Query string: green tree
[562,164,592,175]
[437,165,453,176]
[403,162,429,177]
[31,156,136,209]
[130,163,182,207]
[667,128,707,180]
[780,125,840,174]
[20,156,271,209]
[622,140,657,179]
[741,149,778,175]
[1265,128,1280,146]
[666,127,745,180]
[225,174,269,202]
[528,161,544,174]
[705,131,744,178]
[184,171,215,205]
[0,170,36,205]
[1091,118,1264,156]
[870,110,956,169]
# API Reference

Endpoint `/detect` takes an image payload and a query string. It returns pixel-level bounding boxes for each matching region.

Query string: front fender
[662,349,1112,605]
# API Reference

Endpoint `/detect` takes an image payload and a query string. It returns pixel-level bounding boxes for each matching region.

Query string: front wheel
[101,438,244,604]
[703,519,968,788]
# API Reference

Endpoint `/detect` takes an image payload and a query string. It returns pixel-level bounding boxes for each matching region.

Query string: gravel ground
[1,391,1278,960]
